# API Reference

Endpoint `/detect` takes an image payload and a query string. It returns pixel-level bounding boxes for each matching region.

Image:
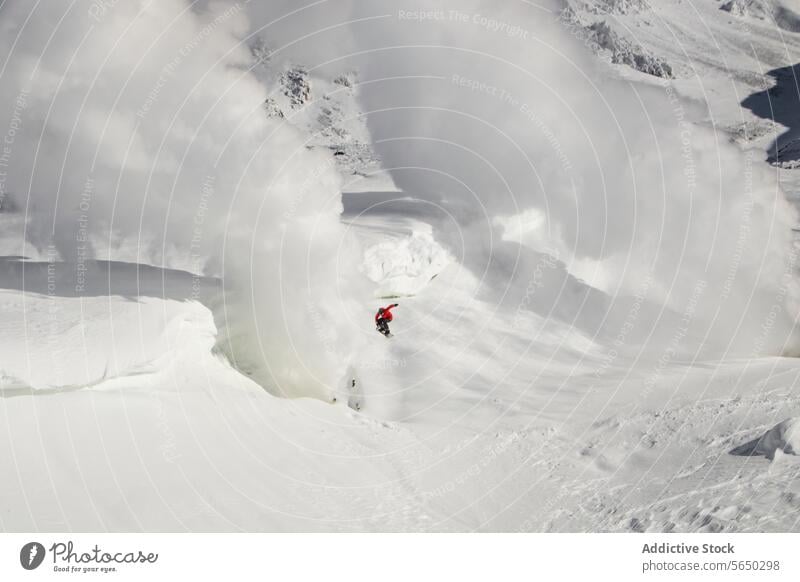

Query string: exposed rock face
[586,21,674,78]
[721,0,772,19]
[590,0,650,15]
[721,0,800,33]
[282,66,312,107]
[246,47,393,189]
[768,138,800,168]
[730,418,800,459]
[560,3,672,79]
[263,97,284,119]
[726,119,777,145]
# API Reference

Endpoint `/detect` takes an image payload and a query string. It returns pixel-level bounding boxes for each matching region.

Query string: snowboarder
[375,303,399,337]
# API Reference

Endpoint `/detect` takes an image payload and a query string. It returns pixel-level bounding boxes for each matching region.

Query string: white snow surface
[2,203,800,532]
[3,0,800,533]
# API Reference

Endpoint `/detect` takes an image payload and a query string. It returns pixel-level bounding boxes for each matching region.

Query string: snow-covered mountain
[249,39,396,192]
[2,0,800,534]
[566,0,800,196]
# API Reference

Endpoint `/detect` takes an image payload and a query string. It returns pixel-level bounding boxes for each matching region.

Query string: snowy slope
[338,200,800,532]
[3,0,800,534]
[1,200,800,531]
[568,0,800,202]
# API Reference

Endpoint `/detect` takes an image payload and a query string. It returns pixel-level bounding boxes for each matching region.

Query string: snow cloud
[2,0,799,404]
[243,0,800,357]
[0,0,359,398]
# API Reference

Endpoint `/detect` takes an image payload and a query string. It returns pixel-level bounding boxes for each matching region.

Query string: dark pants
[376,318,390,335]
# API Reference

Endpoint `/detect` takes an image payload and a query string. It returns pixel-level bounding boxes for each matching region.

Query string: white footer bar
[1,533,797,581]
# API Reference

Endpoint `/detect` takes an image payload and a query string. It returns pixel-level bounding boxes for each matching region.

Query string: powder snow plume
[242,0,800,358]
[0,0,362,398]
[2,0,800,405]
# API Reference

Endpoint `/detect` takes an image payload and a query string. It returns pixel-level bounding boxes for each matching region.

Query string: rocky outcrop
[282,66,312,107]
[586,21,673,78]
[721,0,800,33]
[589,0,650,15]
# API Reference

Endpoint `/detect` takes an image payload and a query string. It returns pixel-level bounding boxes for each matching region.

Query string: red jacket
[375,304,397,322]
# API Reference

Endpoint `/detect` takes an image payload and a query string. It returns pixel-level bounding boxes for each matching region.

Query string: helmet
[377,308,385,314]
